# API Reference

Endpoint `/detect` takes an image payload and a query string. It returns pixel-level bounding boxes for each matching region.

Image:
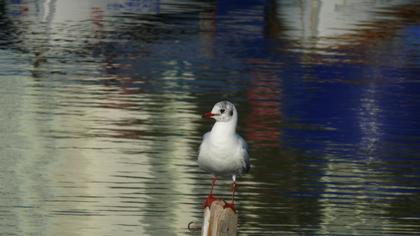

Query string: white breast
[198,132,246,176]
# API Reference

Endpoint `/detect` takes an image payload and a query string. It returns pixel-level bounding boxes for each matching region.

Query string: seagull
[198,101,250,211]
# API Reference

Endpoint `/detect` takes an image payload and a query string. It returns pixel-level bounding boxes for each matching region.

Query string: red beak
[202,112,215,119]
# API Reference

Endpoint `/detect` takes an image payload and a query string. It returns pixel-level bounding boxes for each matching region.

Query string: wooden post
[201,200,238,236]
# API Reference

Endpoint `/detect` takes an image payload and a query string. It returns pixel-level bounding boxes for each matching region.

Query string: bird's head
[203,101,237,122]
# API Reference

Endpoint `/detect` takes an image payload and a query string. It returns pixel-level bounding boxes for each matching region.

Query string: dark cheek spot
[229,110,233,116]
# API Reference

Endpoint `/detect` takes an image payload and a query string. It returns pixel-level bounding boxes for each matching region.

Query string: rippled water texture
[1,0,420,235]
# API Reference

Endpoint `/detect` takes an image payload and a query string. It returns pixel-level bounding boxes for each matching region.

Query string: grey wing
[238,136,251,173]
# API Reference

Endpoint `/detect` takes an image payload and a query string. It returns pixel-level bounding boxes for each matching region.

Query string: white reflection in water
[3,1,203,234]
[0,69,200,234]
[275,0,413,49]
[358,85,382,163]
[317,73,392,235]
[318,160,393,235]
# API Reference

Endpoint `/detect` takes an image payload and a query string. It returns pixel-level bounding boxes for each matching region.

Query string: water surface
[1,0,420,235]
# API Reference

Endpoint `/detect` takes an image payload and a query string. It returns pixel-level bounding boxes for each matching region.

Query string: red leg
[203,176,217,208]
[223,181,236,212]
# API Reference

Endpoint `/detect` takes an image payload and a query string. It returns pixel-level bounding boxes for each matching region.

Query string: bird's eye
[220,109,225,114]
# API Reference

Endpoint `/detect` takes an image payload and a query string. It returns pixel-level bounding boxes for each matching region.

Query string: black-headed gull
[198,101,250,211]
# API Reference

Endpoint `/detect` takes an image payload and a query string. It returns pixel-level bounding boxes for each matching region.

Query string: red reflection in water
[244,60,282,148]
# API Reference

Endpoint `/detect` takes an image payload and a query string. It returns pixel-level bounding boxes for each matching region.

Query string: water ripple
[1,0,420,235]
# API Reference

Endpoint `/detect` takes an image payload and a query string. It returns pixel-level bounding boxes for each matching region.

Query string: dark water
[1,0,420,235]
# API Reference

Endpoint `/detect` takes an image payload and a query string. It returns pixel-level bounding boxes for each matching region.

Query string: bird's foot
[223,201,236,213]
[202,194,217,209]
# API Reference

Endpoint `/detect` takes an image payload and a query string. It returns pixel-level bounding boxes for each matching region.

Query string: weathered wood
[201,200,237,236]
